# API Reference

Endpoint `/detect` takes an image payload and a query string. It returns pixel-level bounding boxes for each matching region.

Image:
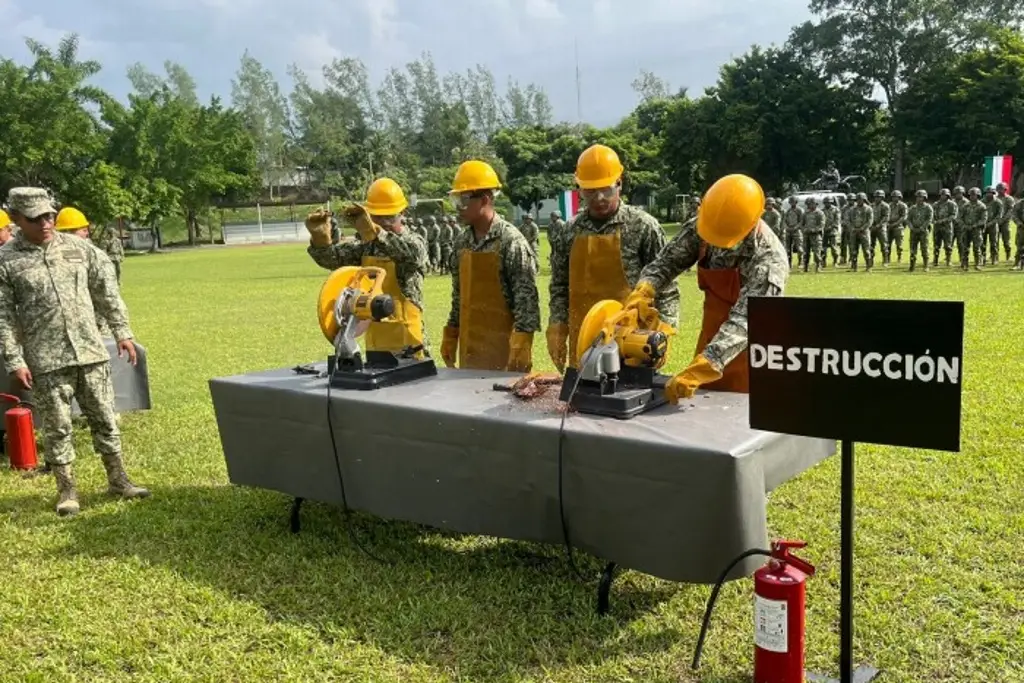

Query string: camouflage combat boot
[101,453,151,499]
[52,464,80,517]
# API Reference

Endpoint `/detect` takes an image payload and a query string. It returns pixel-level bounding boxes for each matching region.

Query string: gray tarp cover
[1,339,152,415]
[210,365,834,584]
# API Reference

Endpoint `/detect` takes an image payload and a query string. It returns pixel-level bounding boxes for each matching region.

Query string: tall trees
[232,51,289,199]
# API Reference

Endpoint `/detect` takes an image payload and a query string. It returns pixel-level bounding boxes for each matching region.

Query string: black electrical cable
[326,362,390,565]
[691,547,773,671]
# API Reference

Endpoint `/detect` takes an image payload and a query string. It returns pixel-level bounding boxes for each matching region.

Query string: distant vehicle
[808,174,867,193]
[788,190,849,210]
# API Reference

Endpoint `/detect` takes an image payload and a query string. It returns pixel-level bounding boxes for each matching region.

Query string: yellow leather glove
[545,323,568,373]
[623,281,656,311]
[304,209,333,247]
[507,331,534,373]
[345,203,380,243]
[665,354,723,404]
[441,326,459,368]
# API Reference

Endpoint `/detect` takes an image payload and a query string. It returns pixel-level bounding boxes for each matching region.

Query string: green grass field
[1,239,1021,683]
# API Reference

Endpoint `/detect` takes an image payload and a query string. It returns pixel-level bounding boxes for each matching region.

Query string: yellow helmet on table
[575,144,624,189]
[696,174,765,249]
[363,178,408,216]
[55,207,89,232]
[451,160,501,193]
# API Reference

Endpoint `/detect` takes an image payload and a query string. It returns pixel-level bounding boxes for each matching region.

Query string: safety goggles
[451,190,498,210]
[580,186,618,202]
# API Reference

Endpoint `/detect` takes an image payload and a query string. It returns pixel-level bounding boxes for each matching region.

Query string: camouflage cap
[856,192,868,200]
[891,190,902,199]
[953,186,965,194]
[969,187,981,196]
[939,188,950,196]
[915,189,927,198]
[873,189,886,198]
[996,182,1007,191]
[984,186,995,194]
[7,187,57,219]
[823,196,833,204]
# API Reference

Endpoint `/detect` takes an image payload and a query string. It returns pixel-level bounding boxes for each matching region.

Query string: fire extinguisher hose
[690,547,773,671]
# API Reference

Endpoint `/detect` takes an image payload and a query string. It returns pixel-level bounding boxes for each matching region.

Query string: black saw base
[327,351,437,390]
[559,366,670,419]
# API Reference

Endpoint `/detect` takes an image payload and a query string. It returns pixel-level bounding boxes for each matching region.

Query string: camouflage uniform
[906,195,933,271]
[983,190,1004,264]
[870,194,890,265]
[762,202,782,237]
[1013,197,1024,270]
[783,201,804,267]
[839,194,855,264]
[960,191,988,270]
[96,226,125,283]
[447,215,540,333]
[887,193,908,263]
[308,221,431,349]
[330,216,342,244]
[848,197,874,271]
[801,200,825,272]
[953,188,968,262]
[997,188,1015,261]
[550,202,679,328]
[822,199,841,266]
[438,217,455,275]
[637,220,788,373]
[932,192,957,266]
[519,215,540,261]
[0,188,148,515]
[424,217,441,273]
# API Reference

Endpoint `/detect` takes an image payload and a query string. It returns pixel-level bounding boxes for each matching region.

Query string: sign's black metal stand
[808,440,881,683]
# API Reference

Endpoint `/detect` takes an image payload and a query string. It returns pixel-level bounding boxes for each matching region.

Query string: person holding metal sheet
[624,174,789,402]
[441,160,540,372]
[545,144,679,372]
[305,178,430,356]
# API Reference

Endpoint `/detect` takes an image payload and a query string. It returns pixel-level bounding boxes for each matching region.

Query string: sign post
[748,296,964,683]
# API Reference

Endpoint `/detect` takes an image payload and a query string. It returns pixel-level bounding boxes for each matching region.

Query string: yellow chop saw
[558,299,676,418]
[318,266,437,389]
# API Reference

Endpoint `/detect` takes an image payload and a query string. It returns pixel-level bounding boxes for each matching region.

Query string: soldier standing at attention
[1012,191,1024,271]
[907,190,933,272]
[888,190,908,264]
[982,187,1004,265]
[519,214,540,262]
[840,193,855,265]
[801,197,825,273]
[822,196,841,267]
[546,144,679,372]
[762,198,782,237]
[932,188,957,267]
[548,211,565,247]
[952,186,968,264]
[870,190,890,266]
[848,192,874,272]
[437,216,453,275]
[782,196,804,269]
[996,183,1015,263]
[0,188,149,516]
[441,160,540,372]
[424,216,440,274]
[960,187,988,271]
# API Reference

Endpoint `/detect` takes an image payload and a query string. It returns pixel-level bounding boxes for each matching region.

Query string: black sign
[748,296,963,452]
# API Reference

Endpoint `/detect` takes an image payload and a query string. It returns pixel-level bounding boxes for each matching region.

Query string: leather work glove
[345,203,380,243]
[623,281,656,311]
[304,209,333,247]
[441,326,459,368]
[545,323,568,373]
[665,354,723,404]
[507,331,534,373]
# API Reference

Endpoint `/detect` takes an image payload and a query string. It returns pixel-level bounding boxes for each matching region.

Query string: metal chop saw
[558,299,676,418]
[318,266,437,390]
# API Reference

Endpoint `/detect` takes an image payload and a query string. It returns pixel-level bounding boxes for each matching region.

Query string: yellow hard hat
[363,178,408,216]
[575,144,624,189]
[451,160,501,193]
[0,210,10,228]
[696,174,765,249]
[55,207,89,232]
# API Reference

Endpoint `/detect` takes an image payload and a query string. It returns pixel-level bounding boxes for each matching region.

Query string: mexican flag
[983,155,1013,189]
[558,190,580,219]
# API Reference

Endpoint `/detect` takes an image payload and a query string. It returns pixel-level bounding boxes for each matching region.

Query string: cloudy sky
[1,0,811,126]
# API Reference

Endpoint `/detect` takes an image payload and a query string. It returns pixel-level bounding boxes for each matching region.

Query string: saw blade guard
[318,266,361,343]
[576,300,629,367]
[576,298,675,370]
[318,266,391,343]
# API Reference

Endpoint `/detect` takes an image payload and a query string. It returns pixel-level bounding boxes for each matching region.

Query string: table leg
[597,562,617,615]
[290,497,304,533]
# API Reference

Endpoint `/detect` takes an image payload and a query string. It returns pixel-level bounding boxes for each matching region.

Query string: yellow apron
[567,231,632,366]
[457,250,514,370]
[360,255,425,358]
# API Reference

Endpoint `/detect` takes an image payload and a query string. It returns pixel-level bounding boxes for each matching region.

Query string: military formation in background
[764,182,1023,272]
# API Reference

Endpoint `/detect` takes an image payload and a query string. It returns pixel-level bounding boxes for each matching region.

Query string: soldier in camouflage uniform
[519,214,540,264]
[801,197,825,272]
[870,189,890,266]
[839,192,856,264]
[996,183,1015,262]
[0,188,149,516]
[887,190,908,264]
[441,160,540,372]
[960,187,987,271]
[783,196,804,268]
[424,216,441,273]
[848,193,874,272]
[907,190,933,272]
[982,187,1004,265]
[330,215,342,244]
[1013,192,1024,271]
[95,225,126,283]
[548,211,565,246]
[762,198,782,237]
[952,186,967,263]
[822,196,841,267]
[931,188,957,267]
[437,216,454,275]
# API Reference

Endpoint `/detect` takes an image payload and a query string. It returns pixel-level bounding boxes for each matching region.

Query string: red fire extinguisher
[0,393,38,471]
[753,539,817,683]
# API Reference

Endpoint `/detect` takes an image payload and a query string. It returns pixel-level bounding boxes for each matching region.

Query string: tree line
[0,0,1021,244]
